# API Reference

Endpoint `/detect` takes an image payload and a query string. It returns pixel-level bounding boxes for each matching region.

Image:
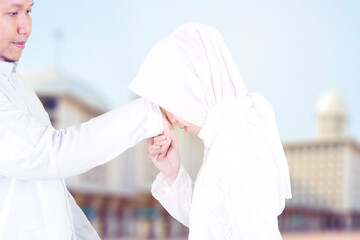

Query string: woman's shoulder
[213,121,262,149]
[209,122,270,165]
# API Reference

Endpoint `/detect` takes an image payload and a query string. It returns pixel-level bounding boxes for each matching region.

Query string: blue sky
[20,0,360,141]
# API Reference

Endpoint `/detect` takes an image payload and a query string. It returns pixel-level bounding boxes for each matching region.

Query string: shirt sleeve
[151,165,193,227]
[0,98,163,180]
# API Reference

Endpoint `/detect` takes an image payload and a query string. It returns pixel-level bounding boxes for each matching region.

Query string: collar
[0,61,18,78]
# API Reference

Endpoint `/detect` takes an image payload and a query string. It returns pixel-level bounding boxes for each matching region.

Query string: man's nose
[18,15,31,35]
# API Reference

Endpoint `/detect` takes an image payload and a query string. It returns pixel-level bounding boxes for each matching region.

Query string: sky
[20,0,360,141]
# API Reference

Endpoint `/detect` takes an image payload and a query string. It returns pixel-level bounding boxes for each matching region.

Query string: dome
[316,90,346,117]
[19,69,109,111]
[315,90,347,139]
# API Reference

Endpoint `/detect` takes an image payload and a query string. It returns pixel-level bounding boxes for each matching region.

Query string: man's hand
[147,112,180,186]
[159,109,172,153]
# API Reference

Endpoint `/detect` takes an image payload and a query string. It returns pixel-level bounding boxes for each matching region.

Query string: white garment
[129,22,247,128]
[129,22,292,239]
[153,95,285,239]
[0,61,163,239]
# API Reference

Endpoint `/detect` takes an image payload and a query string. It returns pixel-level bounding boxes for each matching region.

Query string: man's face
[0,0,33,62]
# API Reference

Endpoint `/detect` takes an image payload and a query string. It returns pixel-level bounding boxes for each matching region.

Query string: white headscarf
[129,22,292,213]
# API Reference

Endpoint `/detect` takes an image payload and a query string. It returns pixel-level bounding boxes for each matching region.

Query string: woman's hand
[148,119,180,186]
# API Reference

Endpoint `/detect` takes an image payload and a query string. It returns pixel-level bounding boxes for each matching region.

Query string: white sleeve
[0,98,163,180]
[151,166,193,227]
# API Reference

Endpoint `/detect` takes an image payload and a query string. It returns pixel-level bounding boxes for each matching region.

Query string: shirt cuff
[151,165,186,200]
[143,98,163,137]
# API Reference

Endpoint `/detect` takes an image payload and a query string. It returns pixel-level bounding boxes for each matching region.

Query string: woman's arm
[0,98,163,180]
[148,131,193,227]
[151,166,193,227]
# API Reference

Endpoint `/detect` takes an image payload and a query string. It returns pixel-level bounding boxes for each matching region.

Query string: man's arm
[0,98,163,180]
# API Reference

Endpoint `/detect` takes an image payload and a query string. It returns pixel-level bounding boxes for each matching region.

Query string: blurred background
[19,0,360,239]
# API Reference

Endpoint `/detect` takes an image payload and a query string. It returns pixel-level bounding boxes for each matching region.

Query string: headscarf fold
[129,22,247,127]
[129,22,292,213]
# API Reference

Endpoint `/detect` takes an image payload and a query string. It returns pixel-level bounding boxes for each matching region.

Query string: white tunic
[0,61,163,240]
[129,22,291,239]
[152,116,283,240]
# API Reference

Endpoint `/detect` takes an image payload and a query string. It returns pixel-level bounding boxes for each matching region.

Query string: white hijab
[129,22,292,213]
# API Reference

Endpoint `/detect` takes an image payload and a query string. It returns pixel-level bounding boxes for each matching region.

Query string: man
[0,0,170,239]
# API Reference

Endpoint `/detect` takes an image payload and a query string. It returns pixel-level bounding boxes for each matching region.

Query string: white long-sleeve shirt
[152,122,283,240]
[0,61,163,240]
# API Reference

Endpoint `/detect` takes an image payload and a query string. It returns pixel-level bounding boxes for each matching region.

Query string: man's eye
[8,12,18,16]
[26,10,32,14]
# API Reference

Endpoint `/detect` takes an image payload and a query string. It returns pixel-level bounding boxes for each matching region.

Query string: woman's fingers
[148,141,168,155]
[147,133,171,163]
[147,135,168,150]
[149,145,162,154]
[158,147,169,159]
[153,140,167,146]
[148,140,167,151]
[150,135,168,146]
[154,135,166,142]
[148,150,158,159]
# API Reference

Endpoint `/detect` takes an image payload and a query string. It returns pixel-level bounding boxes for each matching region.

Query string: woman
[129,22,292,239]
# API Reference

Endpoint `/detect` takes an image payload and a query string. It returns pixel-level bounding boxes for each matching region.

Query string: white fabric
[151,165,193,227]
[130,22,292,239]
[129,22,247,128]
[153,124,283,239]
[0,60,163,239]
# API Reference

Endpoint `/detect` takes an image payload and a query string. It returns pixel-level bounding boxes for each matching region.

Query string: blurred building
[279,91,360,232]
[21,70,204,238]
